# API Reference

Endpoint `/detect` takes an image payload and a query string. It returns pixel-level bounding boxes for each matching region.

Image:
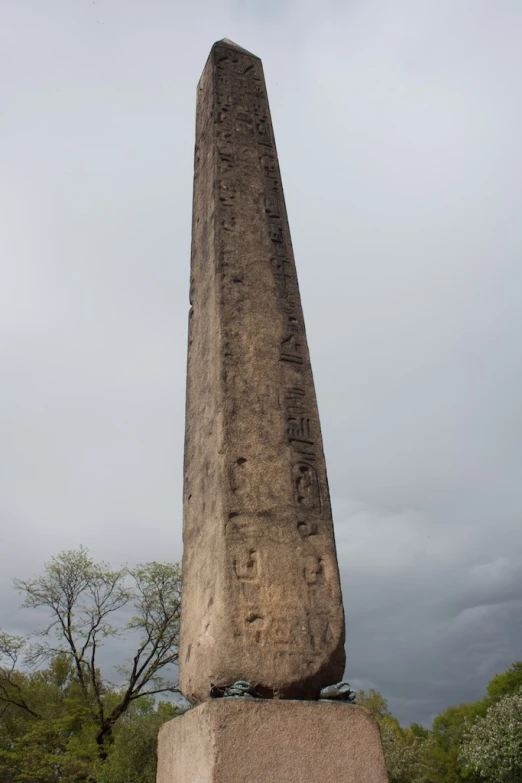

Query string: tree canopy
[460,688,522,783]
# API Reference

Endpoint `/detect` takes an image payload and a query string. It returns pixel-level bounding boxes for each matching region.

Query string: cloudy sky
[1,0,522,726]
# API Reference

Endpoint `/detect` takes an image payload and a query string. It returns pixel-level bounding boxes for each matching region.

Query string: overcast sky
[1,0,522,726]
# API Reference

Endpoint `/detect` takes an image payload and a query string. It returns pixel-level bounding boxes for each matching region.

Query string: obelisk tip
[212,38,260,59]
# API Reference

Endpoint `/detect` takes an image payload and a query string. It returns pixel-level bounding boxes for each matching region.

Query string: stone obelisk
[157,40,389,783]
[180,38,344,703]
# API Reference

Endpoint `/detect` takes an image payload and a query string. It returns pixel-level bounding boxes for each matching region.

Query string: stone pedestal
[157,700,389,783]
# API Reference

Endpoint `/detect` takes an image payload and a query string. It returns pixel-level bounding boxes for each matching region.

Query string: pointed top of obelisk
[212,38,260,59]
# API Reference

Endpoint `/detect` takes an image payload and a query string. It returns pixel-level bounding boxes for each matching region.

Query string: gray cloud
[1,0,521,726]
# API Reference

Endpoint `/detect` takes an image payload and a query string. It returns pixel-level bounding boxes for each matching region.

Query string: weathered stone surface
[180,39,345,703]
[157,701,389,783]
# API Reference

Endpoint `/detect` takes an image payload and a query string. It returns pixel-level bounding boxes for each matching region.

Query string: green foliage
[425,665,522,783]
[358,690,429,783]
[410,723,430,740]
[460,688,522,783]
[486,661,522,703]
[427,700,488,783]
[355,665,522,783]
[96,699,178,783]
[357,688,392,721]
[0,657,99,783]
[0,664,177,783]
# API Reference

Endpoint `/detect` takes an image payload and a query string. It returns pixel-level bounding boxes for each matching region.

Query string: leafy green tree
[357,689,429,783]
[460,688,522,783]
[0,548,181,770]
[380,721,430,783]
[0,655,99,782]
[410,723,430,740]
[427,700,487,783]
[0,661,178,783]
[486,662,522,704]
[96,698,177,783]
[357,688,392,721]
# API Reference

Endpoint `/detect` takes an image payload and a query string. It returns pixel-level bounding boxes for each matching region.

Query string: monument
[157,39,389,782]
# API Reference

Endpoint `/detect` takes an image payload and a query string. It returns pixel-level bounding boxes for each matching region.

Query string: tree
[427,700,487,783]
[357,689,429,783]
[410,723,430,741]
[0,655,99,783]
[486,662,522,704]
[0,548,181,764]
[460,688,522,783]
[357,688,392,722]
[96,698,177,783]
[0,660,178,783]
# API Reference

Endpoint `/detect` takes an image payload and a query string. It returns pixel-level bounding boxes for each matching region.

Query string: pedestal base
[157,700,389,782]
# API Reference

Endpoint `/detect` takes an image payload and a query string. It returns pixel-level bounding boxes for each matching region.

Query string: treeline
[357,661,522,783]
[0,549,520,782]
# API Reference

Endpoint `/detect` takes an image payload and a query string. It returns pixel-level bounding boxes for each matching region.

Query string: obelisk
[157,40,389,783]
[180,38,344,703]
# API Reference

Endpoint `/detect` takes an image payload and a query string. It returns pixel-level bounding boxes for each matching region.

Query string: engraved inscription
[229,457,247,493]
[234,548,259,580]
[260,152,278,177]
[297,519,319,538]
[215,41,331,651]
[280,334,304,365]
[287,415,311,442]
[271,617,291,645]
[264,193,280,218]
[218,150,235,172]
[308,614,331,652]
[218,180,236,206]
[293,463,321,510]
[256,117,272,145]
[269,223,284,244]
[303,555,323,585]
[272,257,291,297]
